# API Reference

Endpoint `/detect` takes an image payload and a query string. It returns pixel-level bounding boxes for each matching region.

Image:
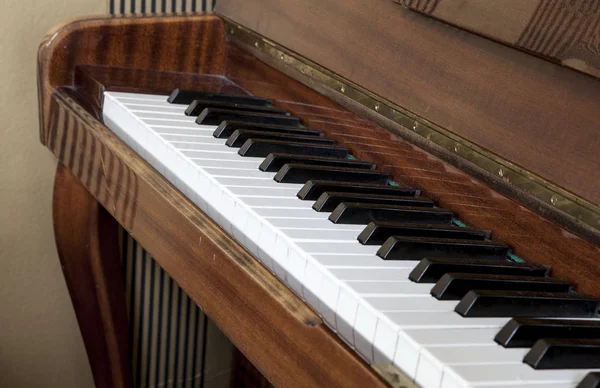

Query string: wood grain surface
[216,0,600,207]
[53,163,132,388]
[38,15,227,145]
[38,14,600,388]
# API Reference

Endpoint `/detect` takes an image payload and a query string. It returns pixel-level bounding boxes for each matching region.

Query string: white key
[137,111,197,121]
[286,228,359,241]
[243,197,314,209]
[231,186,302,197]
[443,364,597,387]
[145,119,204,129]
[297,241,379,255]
[156,127,217,136]
[315,254,418,268]
[190,159,262,170]
[163,134,225,144]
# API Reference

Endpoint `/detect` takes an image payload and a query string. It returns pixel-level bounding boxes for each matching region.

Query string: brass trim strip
[221,17,600,234]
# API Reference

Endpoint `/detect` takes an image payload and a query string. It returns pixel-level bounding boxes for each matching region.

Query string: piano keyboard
[102,90,600,388]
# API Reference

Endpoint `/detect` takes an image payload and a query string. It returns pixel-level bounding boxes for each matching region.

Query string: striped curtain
[110,2,236,388]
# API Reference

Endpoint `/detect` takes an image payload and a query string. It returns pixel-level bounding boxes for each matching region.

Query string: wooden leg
[53,163,133,388]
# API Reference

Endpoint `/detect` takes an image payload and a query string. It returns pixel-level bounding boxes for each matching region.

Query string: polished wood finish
[53,163,132,388]
[216,0,600,207]
[38,15,227,144]
[45,87,386,388]
[39,14,600,388]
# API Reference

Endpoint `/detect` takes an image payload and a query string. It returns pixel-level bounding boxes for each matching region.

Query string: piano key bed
[103,89,600,388]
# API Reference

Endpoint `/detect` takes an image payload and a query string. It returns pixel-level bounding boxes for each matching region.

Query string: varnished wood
[39,14,600,388]
[38,15,227,144]
[216,0,600,207]
[47,88,386,388]
[37,16,387,387]
[53,163,132,388]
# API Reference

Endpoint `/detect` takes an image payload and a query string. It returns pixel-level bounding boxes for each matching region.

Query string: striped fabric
[109,0,216,14]
[110,1,235,387]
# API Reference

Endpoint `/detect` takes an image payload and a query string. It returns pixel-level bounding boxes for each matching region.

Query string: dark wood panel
[216,0,600,206]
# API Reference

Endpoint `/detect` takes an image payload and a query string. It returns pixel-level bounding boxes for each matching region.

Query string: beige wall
[0,1,105,387]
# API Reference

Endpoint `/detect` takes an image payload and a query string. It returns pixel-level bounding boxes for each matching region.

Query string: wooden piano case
[38,4,600,388]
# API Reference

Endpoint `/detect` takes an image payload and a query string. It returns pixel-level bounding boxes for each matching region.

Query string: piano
[37,1,600,388]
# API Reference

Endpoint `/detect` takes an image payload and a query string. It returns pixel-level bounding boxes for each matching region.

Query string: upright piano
[37,1,600,387]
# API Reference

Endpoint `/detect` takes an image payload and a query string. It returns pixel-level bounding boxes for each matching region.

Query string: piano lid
[215,0,600,239]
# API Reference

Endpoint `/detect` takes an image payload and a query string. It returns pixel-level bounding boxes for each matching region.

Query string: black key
[524,338,600,369]
[275,164,389,184]
[329,203,453,225]
[226,130,334,148]
[196,108,300,126]
[313,192,434,212]
[409,258,550,283]
[377,237,509,261]
[578,372,600,388]
[214,121,322,138]
[298,180,419,200]
[431,273,571,300]
[358,222,489,245]
[168,89,269,106]
[455,290,600,318]
[260,154,374,172]
[239,139,348,158]
[185,100,288,116]
[495,318,600,348]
